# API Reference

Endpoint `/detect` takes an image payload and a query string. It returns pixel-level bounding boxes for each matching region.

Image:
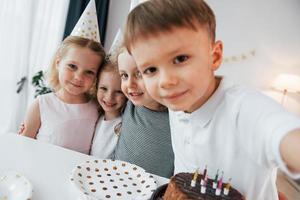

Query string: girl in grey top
[113,49,174,178]
[114,101,174,178]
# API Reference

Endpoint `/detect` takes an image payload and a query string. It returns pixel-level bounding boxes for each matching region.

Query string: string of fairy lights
[223,49,256,63]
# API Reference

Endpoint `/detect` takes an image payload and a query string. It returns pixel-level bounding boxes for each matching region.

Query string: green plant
[32,70,52,98]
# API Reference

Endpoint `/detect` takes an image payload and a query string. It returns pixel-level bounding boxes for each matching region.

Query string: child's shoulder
[35,92,55,103]
[220,78,265,102]
[37,92,54,98]
[124,101,168,119]
[220,79,283,115]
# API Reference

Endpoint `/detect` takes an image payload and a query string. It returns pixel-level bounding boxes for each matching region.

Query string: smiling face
[118,50,162,110]
[131,25,223,113]
[97,70,127,119]
[56,46,102,103]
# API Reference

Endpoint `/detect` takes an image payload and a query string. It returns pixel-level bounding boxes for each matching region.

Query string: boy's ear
[211,40,223,71]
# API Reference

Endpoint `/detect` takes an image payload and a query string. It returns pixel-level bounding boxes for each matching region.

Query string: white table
[0,133,169,199]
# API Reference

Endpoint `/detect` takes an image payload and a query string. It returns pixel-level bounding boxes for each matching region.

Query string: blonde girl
[21,36,105,154]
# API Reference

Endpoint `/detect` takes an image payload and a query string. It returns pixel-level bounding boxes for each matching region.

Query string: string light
[223,49,256,63]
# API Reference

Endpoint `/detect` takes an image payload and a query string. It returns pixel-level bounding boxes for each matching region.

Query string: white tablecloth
[0,133,169,199]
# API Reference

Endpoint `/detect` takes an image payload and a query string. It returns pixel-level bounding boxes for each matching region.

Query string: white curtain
[0,0,69,134]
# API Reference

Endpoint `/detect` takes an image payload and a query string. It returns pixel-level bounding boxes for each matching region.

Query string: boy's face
[118,51,161,109]
[131,26,223,113]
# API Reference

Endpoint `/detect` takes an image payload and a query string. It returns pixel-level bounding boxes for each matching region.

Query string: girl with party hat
[21,0,106,154]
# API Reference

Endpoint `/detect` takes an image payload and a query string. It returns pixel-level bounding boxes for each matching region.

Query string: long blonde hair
[48,36,106,94]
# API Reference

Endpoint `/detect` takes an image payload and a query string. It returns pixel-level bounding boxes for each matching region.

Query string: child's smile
[97,70,127,118]
[131,25,223,113]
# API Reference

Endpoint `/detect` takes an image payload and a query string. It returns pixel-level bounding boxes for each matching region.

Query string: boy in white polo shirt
[122,0,300,199]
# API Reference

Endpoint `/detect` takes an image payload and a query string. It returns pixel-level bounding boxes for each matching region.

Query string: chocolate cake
[163,173,244,200]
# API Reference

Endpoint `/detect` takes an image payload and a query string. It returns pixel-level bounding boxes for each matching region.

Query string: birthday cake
[163,172,244,200]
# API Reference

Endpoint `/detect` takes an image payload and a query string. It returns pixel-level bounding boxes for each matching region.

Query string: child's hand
[18,123,25,134]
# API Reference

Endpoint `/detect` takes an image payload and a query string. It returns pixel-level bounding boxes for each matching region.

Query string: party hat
[109,29,123,54]
[71,0,101,43]
[130,0,148,11]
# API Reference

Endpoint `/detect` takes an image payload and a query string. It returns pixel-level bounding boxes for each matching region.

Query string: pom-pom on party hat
[71,0,101,43]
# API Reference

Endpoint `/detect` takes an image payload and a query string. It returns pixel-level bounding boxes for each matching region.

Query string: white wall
[207,0,300,86]
[207,0,300,115]
[105,0,300,115]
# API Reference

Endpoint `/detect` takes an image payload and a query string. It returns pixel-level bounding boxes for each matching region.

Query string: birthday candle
[200,165,207,185]
[200,184,206,194]
[212,169,219,189]
[214,169,219,182]
[217,172,223,188]
[190,168,199,187]
[203,165,207,177]
[223,178,232,195]
[200,177,207,194]
[215,171,223,196]
[204,171,208,182]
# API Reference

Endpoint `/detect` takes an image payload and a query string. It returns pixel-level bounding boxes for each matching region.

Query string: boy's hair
[48,36,106,93]
[124,0,216,52]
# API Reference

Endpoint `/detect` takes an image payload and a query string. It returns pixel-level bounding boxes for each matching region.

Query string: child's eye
[173,55,188,64]
[143,67,157,75]
[68,64,77,70]
[85,70,96,76]
[99,86,107,91]
[115,90,124,95]
[120,73,128,80]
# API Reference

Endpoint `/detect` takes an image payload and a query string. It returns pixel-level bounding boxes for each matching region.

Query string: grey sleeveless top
[113,101,174,178]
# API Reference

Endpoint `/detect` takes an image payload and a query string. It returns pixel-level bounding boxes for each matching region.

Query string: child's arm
[20,99,41,139]
[280,128,300,172]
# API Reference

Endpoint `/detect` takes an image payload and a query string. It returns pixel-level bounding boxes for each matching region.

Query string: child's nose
[127,76,137,88]
[159,71,178,89]
[105,93,114,101]
[74,72,84,81]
